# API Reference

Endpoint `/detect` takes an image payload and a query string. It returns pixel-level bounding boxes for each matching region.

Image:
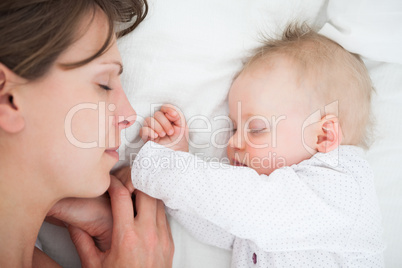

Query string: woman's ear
[0,63,25,133]
[315,115,343,153]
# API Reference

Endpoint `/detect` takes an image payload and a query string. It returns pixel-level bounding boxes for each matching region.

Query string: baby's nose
[228,132,245,150]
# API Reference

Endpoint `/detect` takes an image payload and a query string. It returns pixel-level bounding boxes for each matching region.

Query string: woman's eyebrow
[102,61,123,75]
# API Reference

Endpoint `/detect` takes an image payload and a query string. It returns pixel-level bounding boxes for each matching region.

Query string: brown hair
[0,0,148,80]
[242,23,373,149]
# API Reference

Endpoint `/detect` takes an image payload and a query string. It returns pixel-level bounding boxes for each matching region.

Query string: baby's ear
[315,115,342,153]
[0,63,25,133]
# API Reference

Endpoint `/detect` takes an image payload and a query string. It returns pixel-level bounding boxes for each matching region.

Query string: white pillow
[364,60,402,268]
[116,1,326,267]
[319,0,402,64]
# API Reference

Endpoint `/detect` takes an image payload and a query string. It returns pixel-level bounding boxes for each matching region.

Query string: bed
[38,0,402,266]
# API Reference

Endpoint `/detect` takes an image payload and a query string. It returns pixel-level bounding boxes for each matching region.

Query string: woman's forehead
[57,9,113,66]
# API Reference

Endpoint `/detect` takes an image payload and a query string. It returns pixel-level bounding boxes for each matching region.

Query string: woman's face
[17,10,135,198]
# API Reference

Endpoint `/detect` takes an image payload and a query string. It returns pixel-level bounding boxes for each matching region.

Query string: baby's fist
[140,104,189,152]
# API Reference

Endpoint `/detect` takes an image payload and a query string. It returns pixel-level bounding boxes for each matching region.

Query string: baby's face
[227,58,318,175]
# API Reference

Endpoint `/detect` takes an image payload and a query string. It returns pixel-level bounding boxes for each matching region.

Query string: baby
[122,24,384,267]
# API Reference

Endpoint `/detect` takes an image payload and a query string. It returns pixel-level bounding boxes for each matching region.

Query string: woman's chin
[94,175,112,196]
[78,173,111,198]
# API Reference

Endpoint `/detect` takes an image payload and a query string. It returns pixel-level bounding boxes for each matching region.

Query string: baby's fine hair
[243,23,373,149]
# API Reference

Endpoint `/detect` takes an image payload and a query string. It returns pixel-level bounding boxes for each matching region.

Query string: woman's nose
[118,115,135,129]
[114,91,136,130]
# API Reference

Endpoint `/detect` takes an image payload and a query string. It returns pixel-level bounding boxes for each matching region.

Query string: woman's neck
[0,162,57,267]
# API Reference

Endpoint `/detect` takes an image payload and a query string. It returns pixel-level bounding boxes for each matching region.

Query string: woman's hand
[140,104,189,152]
[113,165,135,194]
[46,194,113,251]
[68,176,174,267]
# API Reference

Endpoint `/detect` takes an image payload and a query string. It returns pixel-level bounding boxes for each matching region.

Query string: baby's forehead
[241,53,316,85]
[235,55,313,93]
[246,53,295,71]
[230,67,316,114]
[242,52,342,98]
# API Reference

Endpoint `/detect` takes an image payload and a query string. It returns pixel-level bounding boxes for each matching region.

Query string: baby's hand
[140,104,189,152]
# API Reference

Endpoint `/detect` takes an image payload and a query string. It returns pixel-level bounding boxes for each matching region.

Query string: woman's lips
[105,146,120,160]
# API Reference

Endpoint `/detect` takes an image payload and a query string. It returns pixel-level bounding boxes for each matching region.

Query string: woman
[0,0,173,267]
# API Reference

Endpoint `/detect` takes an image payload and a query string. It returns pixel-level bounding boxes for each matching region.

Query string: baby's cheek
[247,134,269,147]
[226,147,234,163]
[256,149,282,171]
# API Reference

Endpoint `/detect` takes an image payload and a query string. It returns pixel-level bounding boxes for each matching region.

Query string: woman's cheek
[67,108,101,148]
[105,113,120,148]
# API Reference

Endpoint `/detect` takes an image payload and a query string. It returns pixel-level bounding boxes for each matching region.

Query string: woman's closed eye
[99,84,112,91]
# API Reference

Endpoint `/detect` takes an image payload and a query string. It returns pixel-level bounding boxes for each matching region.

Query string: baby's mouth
[232,159,248,167]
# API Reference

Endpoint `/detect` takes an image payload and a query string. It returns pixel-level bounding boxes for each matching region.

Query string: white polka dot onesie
[131,141,385,267]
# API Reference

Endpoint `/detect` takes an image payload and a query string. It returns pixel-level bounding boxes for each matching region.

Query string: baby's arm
[137,105,237,249]
[167,208,235,250]
[131,143,363,252]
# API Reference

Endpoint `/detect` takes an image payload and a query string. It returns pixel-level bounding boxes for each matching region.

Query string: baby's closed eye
[247,118,270,133]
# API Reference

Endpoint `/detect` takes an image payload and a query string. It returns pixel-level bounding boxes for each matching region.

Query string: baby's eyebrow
[246,116,272,126]
[245,112,265,118]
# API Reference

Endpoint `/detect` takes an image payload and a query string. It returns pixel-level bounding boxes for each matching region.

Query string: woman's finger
[166,215,175,263]
[112,167,135,194]
[108,176,135,229]
[145,116,166,137]
[134,191,157,226]
[156,200,167,230]
[68,225,102,268]
[156,200,174,260]
[167,215,173,244]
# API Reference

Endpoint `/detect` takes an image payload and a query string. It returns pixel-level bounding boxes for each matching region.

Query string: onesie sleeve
[166,207,235,250]
[131,141,366,252]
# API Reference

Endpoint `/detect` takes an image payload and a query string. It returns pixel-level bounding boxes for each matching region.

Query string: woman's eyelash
[99,84,112,91]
